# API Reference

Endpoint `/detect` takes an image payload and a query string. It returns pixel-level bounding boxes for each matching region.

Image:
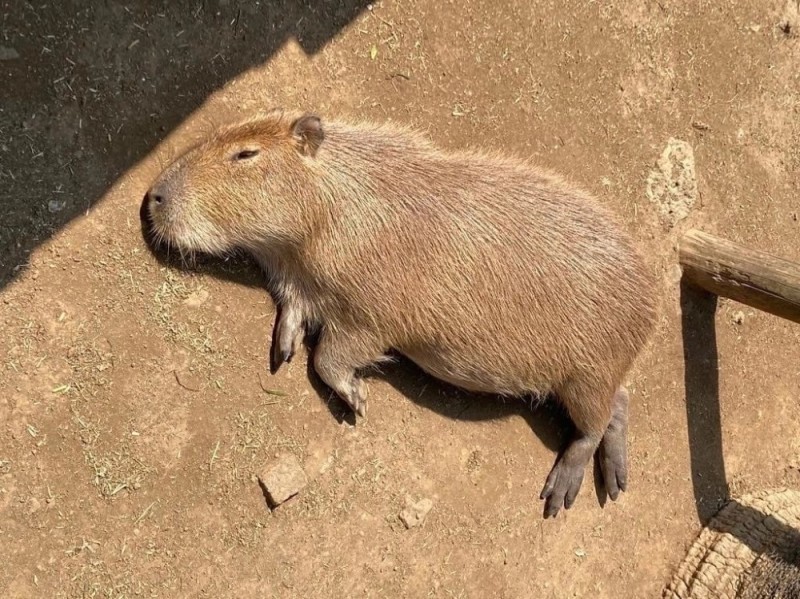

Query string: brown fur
[146,109,658,517]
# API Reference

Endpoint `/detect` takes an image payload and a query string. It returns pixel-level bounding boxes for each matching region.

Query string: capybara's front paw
[346,378,368,418]
[270,308,304,373]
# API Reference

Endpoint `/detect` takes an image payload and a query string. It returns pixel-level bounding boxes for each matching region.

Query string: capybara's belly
[400,342,556,397]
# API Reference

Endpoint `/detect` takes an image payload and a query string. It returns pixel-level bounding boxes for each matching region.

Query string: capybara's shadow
[302,348,632,514]
[304,347,570,457]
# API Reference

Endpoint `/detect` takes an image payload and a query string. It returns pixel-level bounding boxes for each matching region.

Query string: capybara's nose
[145,189,165,206]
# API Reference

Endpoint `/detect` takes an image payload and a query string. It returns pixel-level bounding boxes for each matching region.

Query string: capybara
[145,110,657,517]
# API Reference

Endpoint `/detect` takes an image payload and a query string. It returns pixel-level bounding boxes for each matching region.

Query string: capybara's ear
[291,114,324,157]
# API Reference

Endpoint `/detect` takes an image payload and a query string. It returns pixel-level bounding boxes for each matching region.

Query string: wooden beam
[679,229,800,324]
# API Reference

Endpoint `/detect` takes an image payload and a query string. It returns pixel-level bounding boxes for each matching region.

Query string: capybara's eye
[234,149,260,161]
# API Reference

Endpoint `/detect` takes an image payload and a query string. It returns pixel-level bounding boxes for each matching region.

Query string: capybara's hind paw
[540,458,585,518]
[599,429,627,501]
[599,386,629,501]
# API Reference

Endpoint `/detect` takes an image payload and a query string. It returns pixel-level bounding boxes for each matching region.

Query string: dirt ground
[2,1,800,597]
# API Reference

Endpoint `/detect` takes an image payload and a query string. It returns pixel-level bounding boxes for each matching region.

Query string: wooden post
[679,229,800,324]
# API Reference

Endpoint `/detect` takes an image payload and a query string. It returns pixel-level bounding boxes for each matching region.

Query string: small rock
[732,311,745,325]
[319,454,335,474]
[48,199,66,213]
[0,46,20,61]
[399,498,433,529]
[27,497,42,515]
[183,289,209,308]
[174,369,201,392]
[667,264,683,285]
[259,454,308,508]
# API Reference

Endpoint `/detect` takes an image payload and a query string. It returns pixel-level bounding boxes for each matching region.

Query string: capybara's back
[145,111,658,518]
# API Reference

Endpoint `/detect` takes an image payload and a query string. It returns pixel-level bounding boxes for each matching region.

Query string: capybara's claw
[355,401,366,418]
[350,381,367,418]
[271,305,304,373]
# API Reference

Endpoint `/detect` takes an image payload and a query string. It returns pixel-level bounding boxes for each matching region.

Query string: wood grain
[679,229,800,324]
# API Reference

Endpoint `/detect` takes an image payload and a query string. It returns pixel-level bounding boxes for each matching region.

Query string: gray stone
[0,46,20,61]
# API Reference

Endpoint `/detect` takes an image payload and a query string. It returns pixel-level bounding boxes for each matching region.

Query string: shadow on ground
[681,278,800,566]
[1,0,370,288]
[680,280,729,523]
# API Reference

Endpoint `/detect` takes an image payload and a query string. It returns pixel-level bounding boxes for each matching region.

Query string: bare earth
[2,1,800,597]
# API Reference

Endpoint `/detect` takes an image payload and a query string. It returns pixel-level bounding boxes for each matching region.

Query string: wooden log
[679,229,800,324]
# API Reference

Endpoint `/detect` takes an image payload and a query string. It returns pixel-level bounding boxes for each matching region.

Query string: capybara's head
[145,110,324,256]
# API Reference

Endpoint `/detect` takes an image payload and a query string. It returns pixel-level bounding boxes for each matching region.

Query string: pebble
[0,46,20,61]
[183,289,209,308]
[259,454,308,508]
[399,497,433,529]
[48,199,66,213]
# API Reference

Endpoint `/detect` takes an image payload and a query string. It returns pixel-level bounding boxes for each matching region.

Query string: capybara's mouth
[139,191,181,256]
[139,192,162,250]
[139,191,227,262]
[139,194,200,268]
